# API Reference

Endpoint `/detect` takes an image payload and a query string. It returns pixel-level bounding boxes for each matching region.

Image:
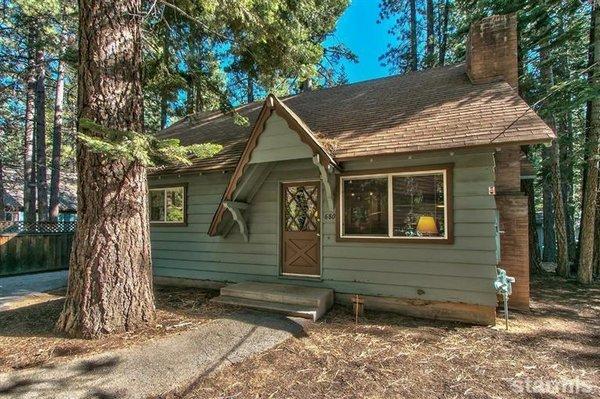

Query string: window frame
[148,183,188,227]
[336,164,453,244]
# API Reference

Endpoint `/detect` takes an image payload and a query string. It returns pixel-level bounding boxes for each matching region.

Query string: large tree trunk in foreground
[34,49,49,221]
[57,0,155,338]
[578,2,599,284]
[24,32,37,222]
[50,34,66,222]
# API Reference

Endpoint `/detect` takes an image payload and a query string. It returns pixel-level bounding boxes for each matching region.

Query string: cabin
[148,14,554,324]
[2,167,77,223]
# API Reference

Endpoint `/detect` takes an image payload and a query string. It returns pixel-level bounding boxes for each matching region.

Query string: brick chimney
[466,13,518,90]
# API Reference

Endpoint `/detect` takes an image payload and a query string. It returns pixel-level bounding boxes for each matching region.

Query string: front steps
[211,281,334,321]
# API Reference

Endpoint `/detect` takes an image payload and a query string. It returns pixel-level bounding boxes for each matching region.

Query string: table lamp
[416,216,438,236]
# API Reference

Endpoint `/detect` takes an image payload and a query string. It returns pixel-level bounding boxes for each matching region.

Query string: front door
[281,181,321,276]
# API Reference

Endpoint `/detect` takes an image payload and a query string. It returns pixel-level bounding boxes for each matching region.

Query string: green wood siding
[150,150,499,307]
[248,114,313,164]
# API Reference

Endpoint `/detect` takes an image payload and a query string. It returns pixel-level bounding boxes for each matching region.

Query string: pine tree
[578,1,599,284]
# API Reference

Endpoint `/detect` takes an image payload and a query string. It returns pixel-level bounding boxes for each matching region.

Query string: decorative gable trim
[208,94,339,237]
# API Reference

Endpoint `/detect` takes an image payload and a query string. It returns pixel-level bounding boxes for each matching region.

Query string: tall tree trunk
[160,95,168,129]
[24,31,37,222]
[194,79,204,112]
[57,0,155,338]
[558,114,576,261]
[425,0,435,68]
[556,15,577,264]
[438,0,450,65]
[409,0,418,71]
[595,184,600,278]
[247,74,254,103]
[34,49,49,221]
[541,151,556,263]
[50,33,66,222]
[539,16,569,275]
[550,139,570,276]
[0,126,5,221]
[578,2,599,284]
[160,23,170,130]
[522,177,542,274]
[186,85,195,115]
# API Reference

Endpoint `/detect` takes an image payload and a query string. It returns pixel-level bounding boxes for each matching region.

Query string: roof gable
[248,113,313,164]
[207,94,337,237]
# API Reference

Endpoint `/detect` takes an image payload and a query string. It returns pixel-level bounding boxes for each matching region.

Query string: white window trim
[339,169,449,240]
[149,186,186,224]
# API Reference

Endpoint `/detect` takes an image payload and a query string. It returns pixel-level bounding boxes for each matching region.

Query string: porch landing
[211,282,334,321]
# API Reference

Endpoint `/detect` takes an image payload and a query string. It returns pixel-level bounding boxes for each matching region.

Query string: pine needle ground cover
[173,276,599,399]
[0,286,229,372]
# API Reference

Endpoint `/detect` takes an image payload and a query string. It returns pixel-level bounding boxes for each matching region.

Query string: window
[339,166,452,242]
[149,185,186,225]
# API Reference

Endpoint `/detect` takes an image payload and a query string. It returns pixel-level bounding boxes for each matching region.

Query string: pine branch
[78,118,222,166]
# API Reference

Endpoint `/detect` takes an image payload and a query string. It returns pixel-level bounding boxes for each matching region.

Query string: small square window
[149,185,186,225]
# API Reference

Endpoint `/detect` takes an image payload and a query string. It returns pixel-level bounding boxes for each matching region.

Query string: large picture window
[149,185,186,225]
[339,166,452,242]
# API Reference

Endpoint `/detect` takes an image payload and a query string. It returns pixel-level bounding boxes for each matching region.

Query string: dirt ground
[0,286,228,372]
[1,276,598,398]
[170,275,599,399]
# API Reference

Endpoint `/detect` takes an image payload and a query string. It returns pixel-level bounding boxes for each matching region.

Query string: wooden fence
[0,222,76,277]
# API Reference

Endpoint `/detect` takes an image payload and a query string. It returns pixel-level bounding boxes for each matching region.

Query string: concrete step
[211,295,319,320]
[220,282,334,308]
[213,282,334,321]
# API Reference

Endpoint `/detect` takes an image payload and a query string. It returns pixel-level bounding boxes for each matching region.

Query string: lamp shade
[416,216,438,235]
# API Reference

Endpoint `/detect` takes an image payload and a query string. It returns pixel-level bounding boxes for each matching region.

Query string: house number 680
[323,212,336,220]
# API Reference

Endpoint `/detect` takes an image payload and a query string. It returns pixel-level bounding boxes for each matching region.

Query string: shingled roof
[153,63,554,175]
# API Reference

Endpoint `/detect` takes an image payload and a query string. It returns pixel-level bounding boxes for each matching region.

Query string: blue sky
[324,0,396,83]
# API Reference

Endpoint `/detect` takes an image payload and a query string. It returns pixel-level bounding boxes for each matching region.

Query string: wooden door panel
[281,182,320,276]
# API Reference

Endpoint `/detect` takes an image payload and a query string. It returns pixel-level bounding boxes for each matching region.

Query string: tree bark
[57,0,155,338]
[0,126,5,220]
[438,0,450,66]
[594,182,600,278]
[409,0,418,71]
[160,95,168,129]
[425,0,435,68]
[522,177,542,274]
[34,49,49,221]
[50,32,67,222]
[578,2,599,284]
[186,85,195,115]
[541,148,556,263]
[160,23,170,130]
[550,139,570,276]
[24,31,37,222]
[558,114,576,261]
[247,74,254,103]
[539,44,569,276]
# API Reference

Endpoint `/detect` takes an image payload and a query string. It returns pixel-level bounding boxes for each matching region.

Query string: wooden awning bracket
[313,154,335,211]
[223,201,249,242]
